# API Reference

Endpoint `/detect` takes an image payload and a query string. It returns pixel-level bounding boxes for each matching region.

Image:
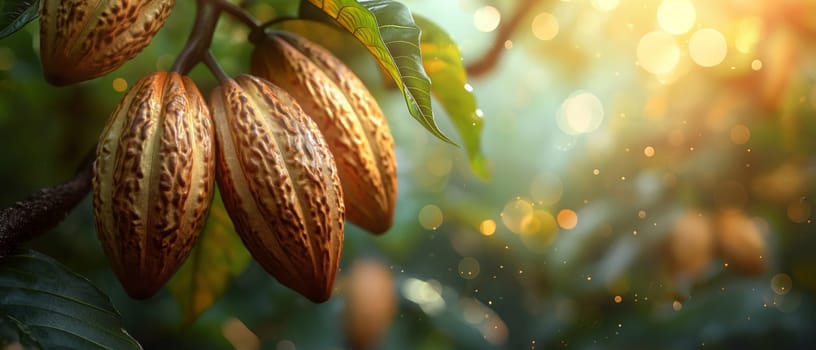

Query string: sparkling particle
[637,31,680,74]
[689,28,728,67]
[751,59,763,71]
[112,78,128,92]
[657,0,696,35]
[474,6,501,32]
[419,204,444,230]
[531,12,559,40]
[458,257,481,279]
[644,146,656,157]
[771,274,793,295]
[638,210,647,219]
[593,169,600,175]
[614,295,622,303]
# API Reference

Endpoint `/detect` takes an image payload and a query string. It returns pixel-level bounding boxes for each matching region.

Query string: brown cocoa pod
[210,74,345,303]
[251,33,397,234]
[92,71,214,299]
[343,259,397,350]
[716,209,767,275]
[39,0,175,85]
[667,210,714,282]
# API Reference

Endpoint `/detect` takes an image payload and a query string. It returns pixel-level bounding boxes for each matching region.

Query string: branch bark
[466,0,543,77]
[0,150,95,258]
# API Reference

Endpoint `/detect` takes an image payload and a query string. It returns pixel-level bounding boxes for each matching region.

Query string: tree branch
[466,0,543,77]
[0,149,95,258]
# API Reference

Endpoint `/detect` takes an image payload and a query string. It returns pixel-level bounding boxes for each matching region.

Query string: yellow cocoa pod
[92,71,214,299]
[716,209,767,275]
[343,259,397,350]
[667,210,714,282]
[251,33,397,234]
[210,74,345,303]
[39,0,175,85]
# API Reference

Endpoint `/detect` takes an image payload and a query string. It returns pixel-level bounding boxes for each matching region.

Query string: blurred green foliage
[2,0,816,349]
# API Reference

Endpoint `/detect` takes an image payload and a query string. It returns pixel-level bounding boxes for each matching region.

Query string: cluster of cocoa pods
[667,209,768,284]
[42,0,396,301]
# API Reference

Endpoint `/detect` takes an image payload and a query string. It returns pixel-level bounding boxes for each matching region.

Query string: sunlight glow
[591,0,619,12]
[657,0,696,35]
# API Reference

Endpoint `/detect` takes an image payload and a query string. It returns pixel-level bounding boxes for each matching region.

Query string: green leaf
[0,250,142,350]
[300,0,454,144]
[0,0,39,39]
[414,15,489,179]
[167,193,251,325]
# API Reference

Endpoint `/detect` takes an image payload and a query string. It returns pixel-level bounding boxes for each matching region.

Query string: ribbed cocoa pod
[39,0,175,85]
[210,74,345,303]
[343,259,397,350]
[93,71,214,299]
[667,210,714,282]
[251,33,397,234]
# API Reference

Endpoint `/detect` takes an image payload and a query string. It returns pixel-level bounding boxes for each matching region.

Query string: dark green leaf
[167,193,251,325]
[0,250,142,350]
[414,15,489,179]
[0,0,39,39]
[300,0,454,144]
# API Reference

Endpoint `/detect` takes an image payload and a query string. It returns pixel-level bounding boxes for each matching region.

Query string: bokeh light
[531,12,559,41]
[473,6,501,32]
[657,0,696,35]
[501,197,535,234]
[112,78,128,92]
[689,28,728,67]
[557,209,578,229]
[480,219,497,236]
[458,257,481,279]
[556,91,605,135]
[771,274,793,295]
[637,31,680,74]
[419,204,443,230]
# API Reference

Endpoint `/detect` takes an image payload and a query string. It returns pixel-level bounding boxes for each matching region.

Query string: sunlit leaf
[0,250,142,349]
[300,0,454,144]
[167,193,251,325]
[414,15,489,179]
[0,0,39,39]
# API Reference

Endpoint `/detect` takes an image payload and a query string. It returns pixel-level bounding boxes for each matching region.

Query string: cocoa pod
[667,210,714,282]
[210,74,344,303]
[251,33,397,234]
[92,71,214,299]
[716,209,767,275]
[343,259,397,350]
[39,0,175,85]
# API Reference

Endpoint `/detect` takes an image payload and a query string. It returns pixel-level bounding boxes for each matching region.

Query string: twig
[0,149,95,258]
[171,0,222,75]
[465,0,543,77]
